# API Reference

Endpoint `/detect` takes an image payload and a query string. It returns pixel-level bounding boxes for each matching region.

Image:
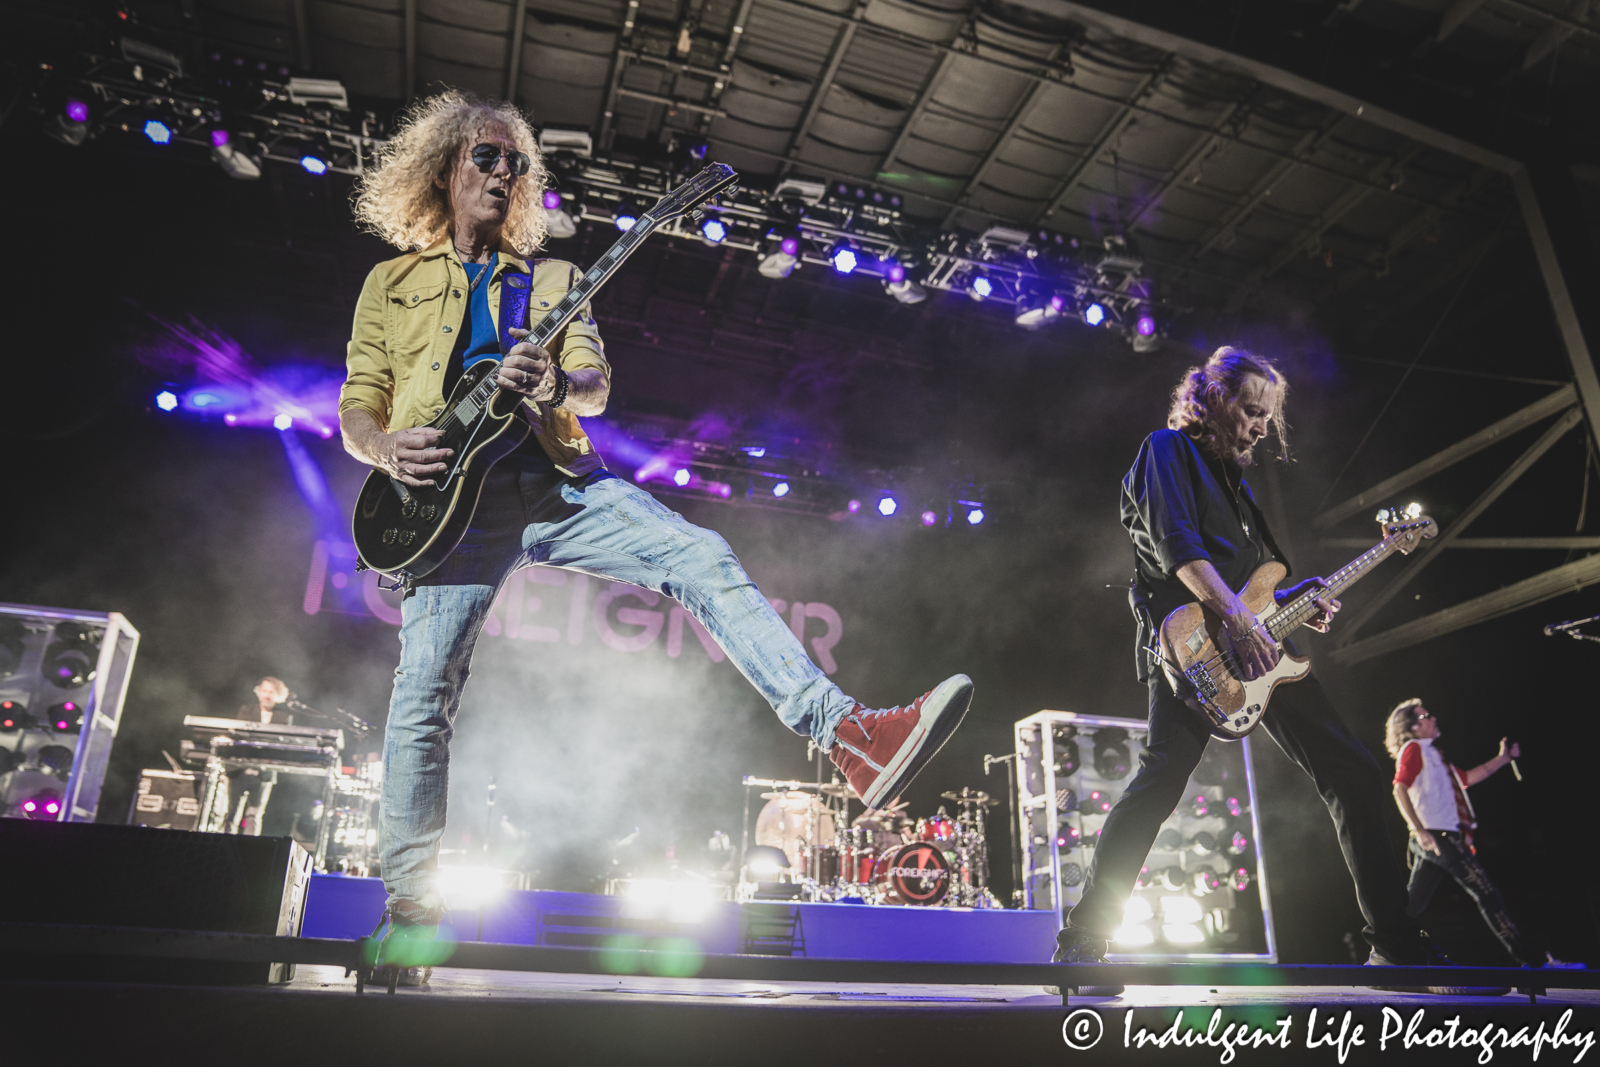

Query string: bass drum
[870,841,950,906]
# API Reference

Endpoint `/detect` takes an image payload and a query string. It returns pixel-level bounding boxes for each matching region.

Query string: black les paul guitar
[352,162,740,584]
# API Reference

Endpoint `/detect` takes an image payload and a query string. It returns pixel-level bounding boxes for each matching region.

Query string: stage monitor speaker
[0,820,312,984]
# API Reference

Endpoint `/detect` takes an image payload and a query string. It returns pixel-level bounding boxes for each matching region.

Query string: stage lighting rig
[44,623,99,690]
[0,701,29,731]
[37,745,75,779]
[1092,727,1132,780]
[46,702,83,733]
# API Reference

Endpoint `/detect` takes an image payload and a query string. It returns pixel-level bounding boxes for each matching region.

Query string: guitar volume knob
[401,499,418,518]
[382,528,399,545]
[419,505,437,521]
[399,530,417,546]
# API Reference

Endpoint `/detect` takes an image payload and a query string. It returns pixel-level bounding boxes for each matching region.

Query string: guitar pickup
[453,397,481,424]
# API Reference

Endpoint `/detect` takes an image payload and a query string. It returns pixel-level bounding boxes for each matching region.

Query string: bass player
[1051,346,1449,992]
[337,92,972,974]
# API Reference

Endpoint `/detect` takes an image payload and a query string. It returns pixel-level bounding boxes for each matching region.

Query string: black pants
[1066,673,1426,962]
[1407,830,1537,965]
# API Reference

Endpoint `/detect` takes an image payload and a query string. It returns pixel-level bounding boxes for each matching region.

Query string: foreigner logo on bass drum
[876,842,950,905]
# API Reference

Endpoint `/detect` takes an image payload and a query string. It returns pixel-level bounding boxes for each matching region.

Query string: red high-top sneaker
[828,674,973,809]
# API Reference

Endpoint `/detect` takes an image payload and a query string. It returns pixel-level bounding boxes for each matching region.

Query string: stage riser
[303,875,1059,962]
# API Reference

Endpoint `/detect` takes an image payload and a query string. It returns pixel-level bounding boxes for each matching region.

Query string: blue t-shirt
[447,261,556,475]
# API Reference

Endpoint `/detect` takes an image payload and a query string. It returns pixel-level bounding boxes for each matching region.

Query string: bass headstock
[1376,504,1438,554]
[644,162,740,226]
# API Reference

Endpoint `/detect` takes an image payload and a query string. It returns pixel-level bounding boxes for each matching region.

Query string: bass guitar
[1157,513,1437,740]
[351,162,739,584]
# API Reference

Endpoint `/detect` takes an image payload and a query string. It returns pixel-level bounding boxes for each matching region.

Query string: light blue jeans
[380,468,856,911]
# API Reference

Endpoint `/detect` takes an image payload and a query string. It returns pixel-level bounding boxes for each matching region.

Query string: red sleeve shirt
[1393,742,1423,787]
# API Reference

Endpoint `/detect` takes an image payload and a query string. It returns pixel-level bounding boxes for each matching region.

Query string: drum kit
[748,778,1002,908]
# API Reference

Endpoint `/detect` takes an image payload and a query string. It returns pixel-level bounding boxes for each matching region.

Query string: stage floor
[9,967,1600,1066]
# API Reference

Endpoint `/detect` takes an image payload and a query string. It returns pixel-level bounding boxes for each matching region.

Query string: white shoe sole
[859,674,973,809]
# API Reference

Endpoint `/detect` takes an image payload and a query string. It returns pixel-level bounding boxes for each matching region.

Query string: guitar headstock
[1376,504,1438,555]
[644,162,740,227]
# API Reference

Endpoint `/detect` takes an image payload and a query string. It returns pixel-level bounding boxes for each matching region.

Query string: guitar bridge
[1184,663,1220,700]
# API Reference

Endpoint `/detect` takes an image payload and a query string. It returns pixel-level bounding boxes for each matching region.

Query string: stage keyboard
[182,716,345,753]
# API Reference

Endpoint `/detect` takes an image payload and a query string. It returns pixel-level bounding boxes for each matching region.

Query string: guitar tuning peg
[691,209,703,222]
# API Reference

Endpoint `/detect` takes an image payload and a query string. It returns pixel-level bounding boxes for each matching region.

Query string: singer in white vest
[1386,699,1580,969]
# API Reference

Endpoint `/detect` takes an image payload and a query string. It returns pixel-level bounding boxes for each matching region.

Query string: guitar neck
[1264,533,1407,641]
[523,217,657,351]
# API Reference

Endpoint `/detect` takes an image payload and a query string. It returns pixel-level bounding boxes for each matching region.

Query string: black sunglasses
[470,143,531,176]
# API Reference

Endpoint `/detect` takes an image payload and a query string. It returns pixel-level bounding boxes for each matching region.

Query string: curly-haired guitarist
[338,92,972,977]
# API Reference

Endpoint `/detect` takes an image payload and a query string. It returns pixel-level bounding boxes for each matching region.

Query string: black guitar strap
[497,263,533,355]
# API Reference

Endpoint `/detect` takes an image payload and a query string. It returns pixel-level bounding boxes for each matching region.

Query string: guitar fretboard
[433,218,658,435]
[1264,523,1424,640]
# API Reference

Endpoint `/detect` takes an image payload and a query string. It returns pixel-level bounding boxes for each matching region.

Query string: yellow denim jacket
[340,237,610,477]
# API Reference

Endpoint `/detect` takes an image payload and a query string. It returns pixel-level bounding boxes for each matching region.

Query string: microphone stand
[284,698,374,737]
[1543,613,1600,643]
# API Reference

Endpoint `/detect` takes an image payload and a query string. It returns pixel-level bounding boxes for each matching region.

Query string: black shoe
[1044,928,1125,997]
[1365,944,1508,996]
[366,905,448,992]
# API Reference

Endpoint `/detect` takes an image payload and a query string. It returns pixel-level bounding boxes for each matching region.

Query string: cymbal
[941,788,998,807]
[819,782,857,798]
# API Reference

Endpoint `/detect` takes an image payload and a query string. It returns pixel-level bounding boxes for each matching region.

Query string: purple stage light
[273,413,293,430]
[1049,295,1065,312]
[772,482,790,498]
[1084,303,1106,327]
[615,213,638,232]
[224,414,238,425]
[22,801,35,813]
[65,100,89,122]
[920,510,937,526]
[673,468,691,487]
[885,261,906,284]
[966,507,984,525]
[830,246,858,274]
[970,276,992,299]
[779,236,800,256]
[847,499,860,514]
[542,189,563,210]
[155,391,178,411]
[300,154,329,176]
[700,217,727,243]
[1136,314,1157,337]
[877,496,897,517]
[142,119,173,145]
[211,128,230,148]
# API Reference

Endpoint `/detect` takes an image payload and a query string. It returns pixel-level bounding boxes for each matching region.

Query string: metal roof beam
[750,0,1478,214]
[942,77,1054,227]
[878,52,957,175]
[1335,405,1584,641]
[292,0,312,72]
[1256,145,1425,279]
[781,20,858,177]
[1004,0,1517,173]
[1034,64,1167,227]
[1188,115,1345,261]
[505,0,528,100]
[1314,384,1577,528]
[1124,97,1247,232]
[402,0,416,104]
[1516,156,1600,450]
[1328,550,1600,665]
